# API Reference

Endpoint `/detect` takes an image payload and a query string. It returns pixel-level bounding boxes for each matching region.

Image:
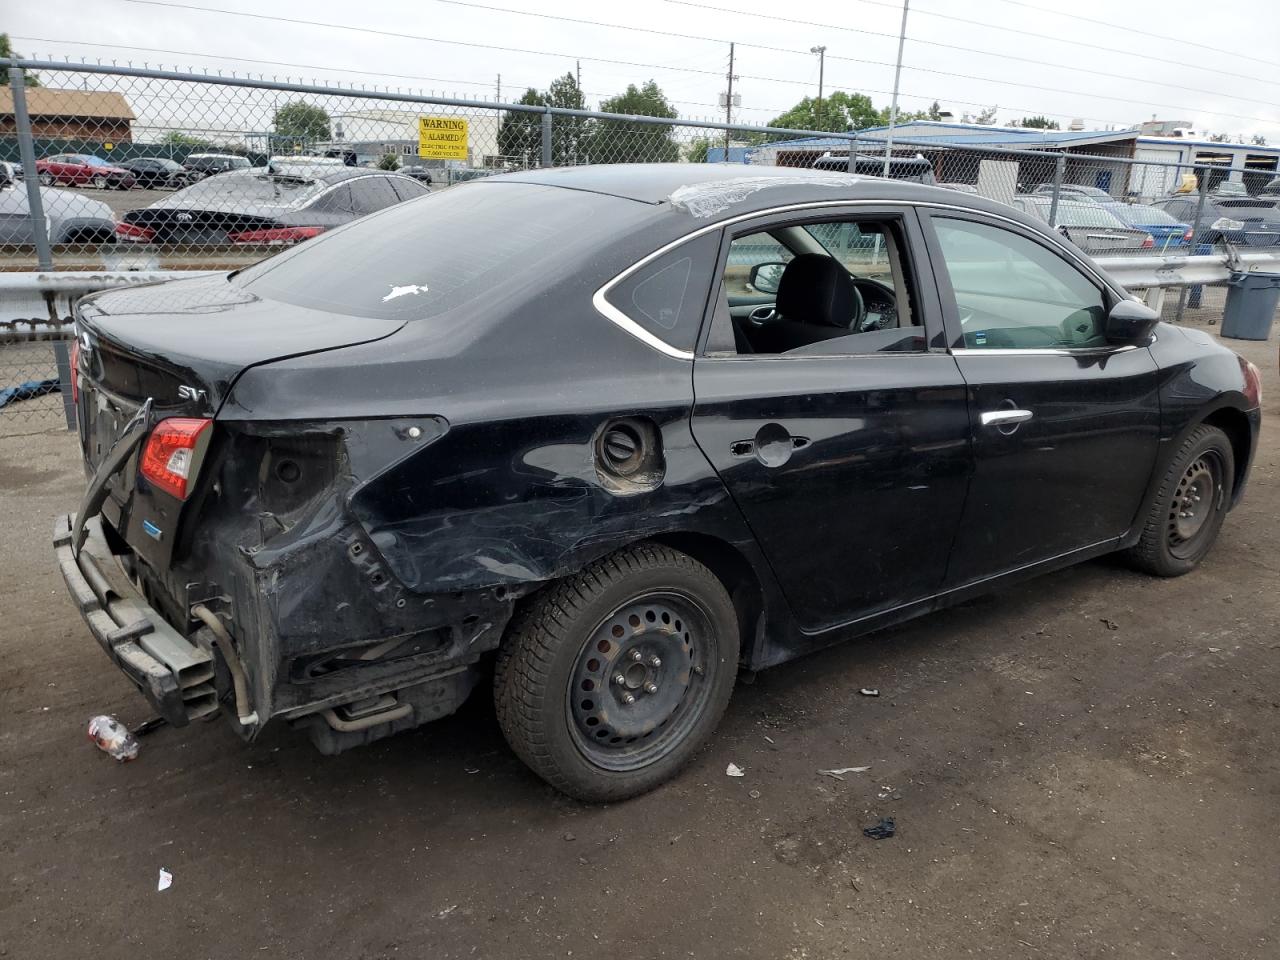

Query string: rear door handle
[980,409,1034,428]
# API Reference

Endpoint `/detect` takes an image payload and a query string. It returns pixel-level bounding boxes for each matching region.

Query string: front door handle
[980,409,1034,428]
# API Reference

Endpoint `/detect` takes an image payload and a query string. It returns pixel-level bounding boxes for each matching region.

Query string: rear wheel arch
[646,531,765,664]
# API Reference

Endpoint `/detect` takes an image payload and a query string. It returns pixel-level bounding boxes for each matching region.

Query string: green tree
[546,72,587,165]
[0,34,40,86]
[1018,115,1060,130]
[588,81,679,163]
[686,136,713,163]
[497,88,546,168]
[769,91,882,133]
[377,153,400,171]
[273,101,330,142]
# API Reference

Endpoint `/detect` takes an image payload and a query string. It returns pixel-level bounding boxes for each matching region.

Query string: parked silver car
[1010,196,1153,253]
[0,162,117,245]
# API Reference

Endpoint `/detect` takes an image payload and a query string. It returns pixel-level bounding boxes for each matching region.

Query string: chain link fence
[2,58,1276,427]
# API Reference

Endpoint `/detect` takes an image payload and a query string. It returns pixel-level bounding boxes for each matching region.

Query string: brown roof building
[0,88,135,142]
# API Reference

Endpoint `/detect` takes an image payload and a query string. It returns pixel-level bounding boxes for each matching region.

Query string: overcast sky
[7,0,1280,141]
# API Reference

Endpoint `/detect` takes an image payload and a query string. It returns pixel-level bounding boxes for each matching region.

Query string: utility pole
[496,73,501,102]
[883,0,910,177]
[810,46,826,127]
[725,42,736,156]
[576,60,581,91]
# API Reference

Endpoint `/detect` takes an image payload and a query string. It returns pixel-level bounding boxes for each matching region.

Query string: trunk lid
[76,272,404,416]
[74,272,403,571]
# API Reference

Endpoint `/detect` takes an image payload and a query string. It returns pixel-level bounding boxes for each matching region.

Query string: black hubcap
[567,592,715,772]
[1168,453,1222,558]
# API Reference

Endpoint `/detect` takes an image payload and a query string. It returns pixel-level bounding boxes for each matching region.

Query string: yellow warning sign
[418,116,468,160]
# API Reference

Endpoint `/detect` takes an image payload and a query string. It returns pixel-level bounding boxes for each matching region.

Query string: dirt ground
[1,320,1276,960]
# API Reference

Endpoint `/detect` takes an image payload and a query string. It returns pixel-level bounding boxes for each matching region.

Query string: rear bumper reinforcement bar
[53,513,217,726]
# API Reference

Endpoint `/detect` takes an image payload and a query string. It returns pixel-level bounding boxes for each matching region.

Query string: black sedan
[116,165,430,244]
[114,157,191,189]
[58,165,1262,801]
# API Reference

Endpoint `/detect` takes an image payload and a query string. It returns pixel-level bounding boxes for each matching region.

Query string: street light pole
[810,45,826,127]
[882,0,910,177]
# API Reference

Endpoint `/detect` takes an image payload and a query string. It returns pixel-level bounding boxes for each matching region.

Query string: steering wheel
[845,282,866,332]
[850,278,896,332]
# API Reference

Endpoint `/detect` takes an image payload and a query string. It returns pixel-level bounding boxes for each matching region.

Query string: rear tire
[1126,424,1233,577]
[494,543,739,802]
[38,172,53,186]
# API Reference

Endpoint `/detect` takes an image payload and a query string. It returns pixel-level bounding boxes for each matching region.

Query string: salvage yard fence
[2,58,1277,426]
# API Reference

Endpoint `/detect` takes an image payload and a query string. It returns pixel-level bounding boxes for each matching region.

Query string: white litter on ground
[725,762,745,778]
[157,868,172,892]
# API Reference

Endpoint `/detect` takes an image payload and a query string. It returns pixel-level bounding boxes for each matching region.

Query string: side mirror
[748,261,788,295]
[1106,298,1160,344]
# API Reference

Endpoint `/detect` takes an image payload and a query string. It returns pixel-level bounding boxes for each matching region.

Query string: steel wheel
[1167,451,1223,559]
[566,592,717,772]
[92,175,108,189]
[38,172,53,186]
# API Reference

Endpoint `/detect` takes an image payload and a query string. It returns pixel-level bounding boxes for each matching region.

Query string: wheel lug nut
[644,682,659,694]
[613,673,626,686]
[629,649,643,662]
[622,693,636,705]
[649,656,662,667]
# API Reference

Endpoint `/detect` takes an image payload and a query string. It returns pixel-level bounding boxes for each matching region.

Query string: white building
[324,108,503,167]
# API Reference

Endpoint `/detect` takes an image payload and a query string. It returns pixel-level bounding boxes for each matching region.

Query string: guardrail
[2,251,1278,327]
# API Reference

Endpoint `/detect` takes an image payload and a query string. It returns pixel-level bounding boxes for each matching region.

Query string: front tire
[494,544,739,802]
[1126,424,1233,577]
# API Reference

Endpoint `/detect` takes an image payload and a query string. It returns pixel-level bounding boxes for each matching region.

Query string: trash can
[1221,271,1280,341]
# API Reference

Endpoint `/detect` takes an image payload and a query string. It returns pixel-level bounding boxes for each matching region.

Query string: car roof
[480,162,1015,221]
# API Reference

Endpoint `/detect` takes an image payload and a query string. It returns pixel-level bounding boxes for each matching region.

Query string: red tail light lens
[115,221,156,242]
[1240,356,1262,409]
[227,226,324,245]
[1141,234,1155,248]
[140,418,211,500]
[69,339,80,404]
[1183,228,1194,242]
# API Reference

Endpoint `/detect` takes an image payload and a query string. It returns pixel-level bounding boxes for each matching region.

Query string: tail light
[227,226,324,245]
[1240,356,1262,409]
[1141,234,1155,248]
[1183,228,1194,242]
[69,339,80,404]
[140,418,212,500]
[115,221,156,242]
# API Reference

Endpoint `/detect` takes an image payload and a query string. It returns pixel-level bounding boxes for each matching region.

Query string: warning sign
[418,116,468,160]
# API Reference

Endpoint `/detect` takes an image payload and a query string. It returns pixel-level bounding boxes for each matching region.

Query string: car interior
[708,218,926,356]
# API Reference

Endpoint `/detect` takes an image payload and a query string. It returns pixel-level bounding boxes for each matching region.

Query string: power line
[433,0,1280,111]
[669,0,1280,92]
[968,0,1280,69]
[121,0,731,78]
[9,35,784,116]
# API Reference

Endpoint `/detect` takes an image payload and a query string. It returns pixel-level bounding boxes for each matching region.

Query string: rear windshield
[233,182,650,320]
[159,169,327,209]
[1051,203,1127,228]
[1106,204,1180,226]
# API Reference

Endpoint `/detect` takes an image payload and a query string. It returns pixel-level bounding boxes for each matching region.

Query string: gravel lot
[1,318,1276,960]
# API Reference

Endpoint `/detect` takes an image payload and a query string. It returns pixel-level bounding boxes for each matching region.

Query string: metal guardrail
[1095,250,1280,289]
[2,252,1277,328]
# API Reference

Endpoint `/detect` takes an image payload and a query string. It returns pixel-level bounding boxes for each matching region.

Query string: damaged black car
[56,165,1262,801]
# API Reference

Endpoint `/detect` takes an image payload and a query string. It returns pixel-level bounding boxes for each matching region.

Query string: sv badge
[177,384,207,403]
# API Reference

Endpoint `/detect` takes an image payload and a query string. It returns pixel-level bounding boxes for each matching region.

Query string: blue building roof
[762,121,1136,151]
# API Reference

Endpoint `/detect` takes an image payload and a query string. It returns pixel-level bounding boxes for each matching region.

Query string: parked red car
[36,154,136,190]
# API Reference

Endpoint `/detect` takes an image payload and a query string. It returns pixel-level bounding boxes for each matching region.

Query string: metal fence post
[1047,154,1066,229]
[10,67,54,272]
[541,108,553,168]
[846,130,857,173]
[1180,166,1212,318]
